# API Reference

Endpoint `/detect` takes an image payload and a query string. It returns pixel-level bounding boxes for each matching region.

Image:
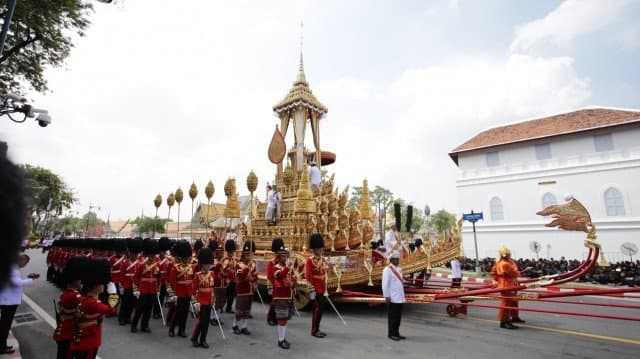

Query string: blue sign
[463,212,483,222]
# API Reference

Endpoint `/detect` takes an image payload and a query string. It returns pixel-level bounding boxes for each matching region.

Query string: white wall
[455,124,640,260]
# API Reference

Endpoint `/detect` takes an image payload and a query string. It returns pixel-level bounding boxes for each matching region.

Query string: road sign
[620,242,638,261]
[463,212,483,222]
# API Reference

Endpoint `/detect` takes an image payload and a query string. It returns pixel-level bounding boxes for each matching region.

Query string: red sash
[388,265,403,283]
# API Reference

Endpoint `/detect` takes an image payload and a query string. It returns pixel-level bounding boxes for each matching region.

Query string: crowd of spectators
[450,257,640,287]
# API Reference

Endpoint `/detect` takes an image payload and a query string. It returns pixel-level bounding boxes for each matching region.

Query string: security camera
[36,113,51,127]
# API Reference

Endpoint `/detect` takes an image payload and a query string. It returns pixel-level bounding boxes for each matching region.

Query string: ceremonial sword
[156,294,166,326]
[325,294,348,327]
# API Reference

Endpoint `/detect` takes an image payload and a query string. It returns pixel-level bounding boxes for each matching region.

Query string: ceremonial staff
[205,181,215,237]
[166,192,175,233]
[152,194,162,238]
[175,188,184,239]
[189,183,198,241]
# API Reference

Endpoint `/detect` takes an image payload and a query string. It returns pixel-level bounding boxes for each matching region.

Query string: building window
[490,197,504,220]
[542,192,557,209]
[486,151,500,167]
[594,133,613,152]
[604,187,625,216]
[535,143,552,160]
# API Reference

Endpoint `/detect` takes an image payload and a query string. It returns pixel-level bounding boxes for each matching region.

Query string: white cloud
[510,0,634,53]
[617,24,640,52]
[384,53,590,211]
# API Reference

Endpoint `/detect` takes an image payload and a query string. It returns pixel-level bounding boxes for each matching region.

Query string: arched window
[542,192,557,209]
[604,187,625,216]
[490,197,504,220]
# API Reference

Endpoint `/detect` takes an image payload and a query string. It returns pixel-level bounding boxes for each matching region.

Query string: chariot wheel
[446,304,457,317]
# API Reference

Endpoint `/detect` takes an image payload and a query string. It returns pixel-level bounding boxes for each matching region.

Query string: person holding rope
[382,250,406,341]
[491,246,526,329]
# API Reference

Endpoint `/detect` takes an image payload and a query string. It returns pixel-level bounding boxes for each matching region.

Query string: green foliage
[21,164,76,232]
[371,185,394,240]
[54,216,84,236]
[430,209,457,234]
[132,216,171,235]
[0,0,93,94]
[348,186,362,208]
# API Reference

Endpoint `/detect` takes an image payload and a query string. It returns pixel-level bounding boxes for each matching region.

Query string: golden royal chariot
[216,56,463,309]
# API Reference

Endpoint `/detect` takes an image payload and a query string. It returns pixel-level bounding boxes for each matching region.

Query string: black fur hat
[112,239,127,253]
[173,240,192,258]
[158,237,172,252]
[271,237,286,253]
[242,240,256,253]
[224,239,236,252]
[127,237,143,254]
[63,256,89,283]
[208,240,219,252]
[84,258,111,287]
[198,248,213,265]
[394,202,402,231]
[309,233,324,250]
[414,238,423,247]
[142,238,159,256]
[193,239,204,252]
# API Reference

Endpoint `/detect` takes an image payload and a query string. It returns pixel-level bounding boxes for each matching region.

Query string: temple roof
[273,55,328,116]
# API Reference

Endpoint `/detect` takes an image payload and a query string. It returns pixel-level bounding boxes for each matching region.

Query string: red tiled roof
[449,108,640,165]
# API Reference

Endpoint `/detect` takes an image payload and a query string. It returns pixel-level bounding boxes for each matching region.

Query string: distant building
[450,108,640,260]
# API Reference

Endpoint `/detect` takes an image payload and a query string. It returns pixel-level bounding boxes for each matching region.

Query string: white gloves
[106,282,117,295]
[119,286,125,295]
[268,289,273,295]
[168,296,177,303]
[309,291,316,300]
[285,258,291,267]
[133,291,140,298]
[193,302,201,312]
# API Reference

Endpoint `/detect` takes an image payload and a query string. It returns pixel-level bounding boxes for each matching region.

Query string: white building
[449,108,640,261]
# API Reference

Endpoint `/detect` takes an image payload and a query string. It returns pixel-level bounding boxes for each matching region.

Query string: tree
[0,1,93,94]
[430,209,457,234]
[132,216,171,236]
[54,216,84,236]
[22,164,76,233]
[371,186,394,240]
[348,186,362,208]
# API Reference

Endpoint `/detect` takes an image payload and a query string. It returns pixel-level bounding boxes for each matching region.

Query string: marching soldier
[70,258,119,359]
[118,238,142,326]
[191,247,215,349]
[154,237,174,320]
[167,240,194,338]
[53,256,87,359]
[267,238,296,349]
[233,240,257,335]
[491,246,526,329]
[211,242,226,326]
[223,239,238,314]
[305,233,327,338]
[131,239,160,333]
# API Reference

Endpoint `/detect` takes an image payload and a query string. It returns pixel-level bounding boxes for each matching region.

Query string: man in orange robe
[491,246,526,329]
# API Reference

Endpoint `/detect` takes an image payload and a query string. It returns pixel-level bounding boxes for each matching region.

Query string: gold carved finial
[294,165,316,214]
[223,178,241,219]
[360,179,374,221]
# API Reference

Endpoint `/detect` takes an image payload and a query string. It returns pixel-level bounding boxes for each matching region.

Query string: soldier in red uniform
[53,256,87,359]
[70,258,118,359]
[153,237,174,320]
[131,239,160,333]
[167,240,194,338]
[491,246,527,329]
[223,239,237,314]
[211,243,226,326]
[305,233,327,338]
[118,238,142,326]
[233,240,257,335]
[191,248,215,349]
[267,237,296,349]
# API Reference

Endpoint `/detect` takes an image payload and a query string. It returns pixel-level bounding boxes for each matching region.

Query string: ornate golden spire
[223,178,241,219]
[294,165,316,214]
[360,179,374,221]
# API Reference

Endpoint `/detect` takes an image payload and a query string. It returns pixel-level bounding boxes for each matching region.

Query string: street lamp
[1,93,52,127]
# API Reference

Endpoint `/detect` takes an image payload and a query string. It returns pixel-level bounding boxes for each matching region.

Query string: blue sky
[2,0,639,221]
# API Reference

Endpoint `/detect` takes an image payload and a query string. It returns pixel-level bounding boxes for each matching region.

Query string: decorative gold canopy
[273,56,328,115]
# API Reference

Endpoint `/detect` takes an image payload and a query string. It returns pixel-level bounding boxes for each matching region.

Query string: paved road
[13,249,640,359]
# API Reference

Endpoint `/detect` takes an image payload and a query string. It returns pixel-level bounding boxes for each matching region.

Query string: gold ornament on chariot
[247,170,258,193]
